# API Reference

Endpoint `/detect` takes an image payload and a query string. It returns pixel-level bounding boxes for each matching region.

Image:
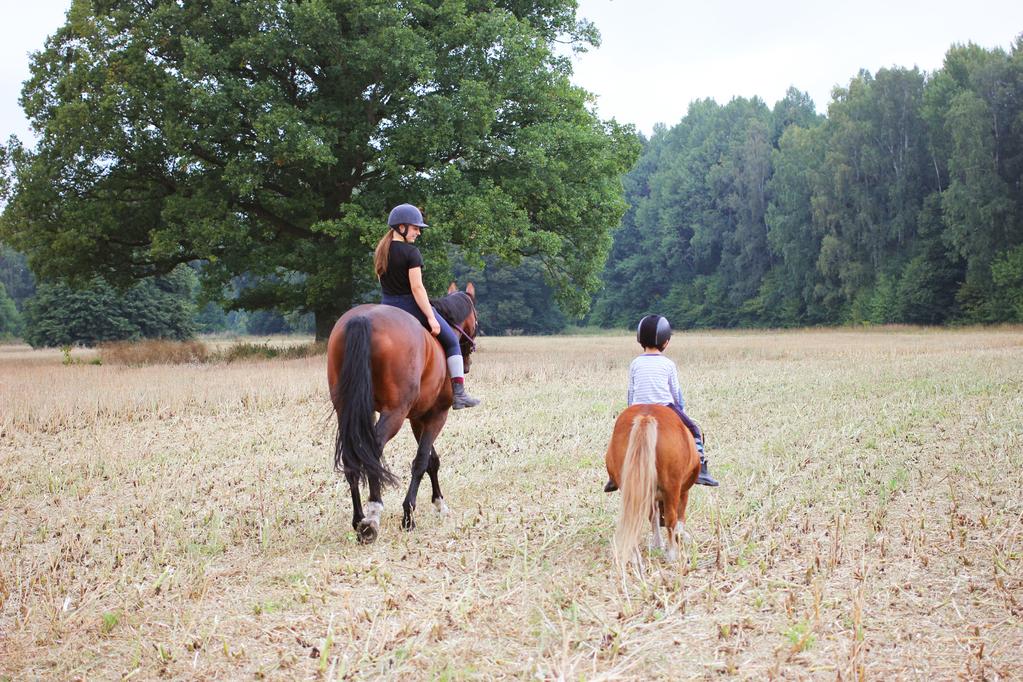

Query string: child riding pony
[605,404,700,564]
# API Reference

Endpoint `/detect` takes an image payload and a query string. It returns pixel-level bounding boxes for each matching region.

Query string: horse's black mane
[431,291,473,326]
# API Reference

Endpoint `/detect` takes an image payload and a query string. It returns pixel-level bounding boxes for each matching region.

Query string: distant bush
[23,269,195,348]
[100,339,209,366]
[216,342,323,363]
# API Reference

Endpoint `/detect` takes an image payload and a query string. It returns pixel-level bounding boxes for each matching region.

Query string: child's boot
[695,440,719,487]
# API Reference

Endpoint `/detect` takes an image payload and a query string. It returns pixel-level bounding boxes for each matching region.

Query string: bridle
[449,294,479,354]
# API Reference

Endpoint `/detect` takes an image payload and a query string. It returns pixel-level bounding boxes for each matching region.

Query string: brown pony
[605,404,700,564]
[327,283,478,544]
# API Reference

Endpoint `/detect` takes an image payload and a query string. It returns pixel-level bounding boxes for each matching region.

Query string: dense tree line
[592,39,1023,328]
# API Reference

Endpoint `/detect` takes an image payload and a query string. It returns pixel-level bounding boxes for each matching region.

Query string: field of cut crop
[1,327,1022,679]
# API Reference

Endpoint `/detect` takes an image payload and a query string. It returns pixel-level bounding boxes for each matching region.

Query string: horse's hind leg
[355,410,405,544]
[345,470,365,535]
[662,497,680,563]
[649,502,665,552]
[404,413,447,530]
[675,488,692,544]
[356,476,384,544]
[402,439,433,531]
[427,448,449,514]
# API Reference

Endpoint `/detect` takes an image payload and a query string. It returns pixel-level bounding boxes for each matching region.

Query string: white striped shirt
[627,354,685,409]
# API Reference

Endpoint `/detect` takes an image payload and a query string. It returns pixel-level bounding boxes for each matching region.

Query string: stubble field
[1,328,1022,680]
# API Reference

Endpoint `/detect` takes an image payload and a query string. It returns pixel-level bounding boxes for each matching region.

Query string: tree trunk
[315,306,343,342]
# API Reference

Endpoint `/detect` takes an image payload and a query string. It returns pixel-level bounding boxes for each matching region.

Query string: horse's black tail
[333,316,399,487]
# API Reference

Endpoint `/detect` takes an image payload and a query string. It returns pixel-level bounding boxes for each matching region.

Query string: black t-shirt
[380,241,424,296]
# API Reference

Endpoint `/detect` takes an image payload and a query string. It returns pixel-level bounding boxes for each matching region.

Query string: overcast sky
[571,0,1023,133]
[2,0,1022,144]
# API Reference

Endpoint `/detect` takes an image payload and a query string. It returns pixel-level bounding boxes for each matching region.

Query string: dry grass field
[1,327,1022,680]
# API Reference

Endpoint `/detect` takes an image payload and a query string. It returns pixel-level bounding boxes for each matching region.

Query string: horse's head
[444,282,479,372]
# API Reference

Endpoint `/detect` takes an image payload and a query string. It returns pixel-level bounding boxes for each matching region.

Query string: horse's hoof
[356,520,379,544]
[401,513,416,531]
[433,498,450,515]
[665,547,679,563]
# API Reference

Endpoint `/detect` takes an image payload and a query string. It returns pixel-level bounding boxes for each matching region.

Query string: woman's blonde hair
[374,228,395,278]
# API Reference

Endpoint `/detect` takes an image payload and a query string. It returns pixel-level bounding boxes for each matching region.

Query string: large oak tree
[1,0,638,338]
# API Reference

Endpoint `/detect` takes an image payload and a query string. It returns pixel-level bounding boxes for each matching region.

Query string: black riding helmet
[637,314,672,350]
[387,203,428,238]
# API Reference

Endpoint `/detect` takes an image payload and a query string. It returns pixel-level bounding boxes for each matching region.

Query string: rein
[449,294,479,353]
[450,321,477,353]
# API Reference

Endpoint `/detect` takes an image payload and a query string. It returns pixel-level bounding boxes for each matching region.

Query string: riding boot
[451,381,480,409]
[696,456,720,487]
[604,478,618,493]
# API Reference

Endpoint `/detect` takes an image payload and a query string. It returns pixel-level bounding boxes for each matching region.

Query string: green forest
[593,41,1023,329]
[1,1,1020,345]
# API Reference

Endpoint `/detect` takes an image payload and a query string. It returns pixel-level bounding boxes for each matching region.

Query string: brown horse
[327,283,478,543]
[605,404,700,564]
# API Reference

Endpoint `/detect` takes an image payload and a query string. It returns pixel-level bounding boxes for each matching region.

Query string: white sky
[572,0,1023,134]
[1,0,1022,143]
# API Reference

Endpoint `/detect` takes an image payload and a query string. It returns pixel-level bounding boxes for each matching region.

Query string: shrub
[216,342,323,363]
[99,339,209,366]
[23,269,195,347]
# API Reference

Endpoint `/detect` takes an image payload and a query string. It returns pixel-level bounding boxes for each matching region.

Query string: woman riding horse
[327,204,480,543]
[374,203,479,409]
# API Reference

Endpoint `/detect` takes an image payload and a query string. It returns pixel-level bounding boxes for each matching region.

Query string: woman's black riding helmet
[637,314,672,350]
[388,204,428,238]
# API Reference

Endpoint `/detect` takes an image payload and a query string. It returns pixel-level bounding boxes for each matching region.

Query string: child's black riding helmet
[637,314,672,350]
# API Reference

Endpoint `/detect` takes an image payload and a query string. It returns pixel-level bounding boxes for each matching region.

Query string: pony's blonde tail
[614,415,659,565]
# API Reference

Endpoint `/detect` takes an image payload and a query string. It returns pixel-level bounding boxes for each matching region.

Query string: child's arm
[627,362,636,406]
[668,362,685,410]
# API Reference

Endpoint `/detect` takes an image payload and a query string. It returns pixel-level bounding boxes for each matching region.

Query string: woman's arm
[408,267,440,336]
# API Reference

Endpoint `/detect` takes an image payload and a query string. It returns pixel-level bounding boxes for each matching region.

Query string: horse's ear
[466,282,476,301]
[447,281,457,294]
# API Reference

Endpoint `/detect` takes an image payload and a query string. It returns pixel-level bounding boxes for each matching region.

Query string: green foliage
[894,248,962,324]
[2,1,638,339]
[0,245,35,310]
[990,245,1023,321]
[848,273,898,325]
[245,310,291,336]
[453,255,567,334]
[101,611,120,634]
[22,268,196,348]
[194,302,248,335]
[0,282,22,338]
